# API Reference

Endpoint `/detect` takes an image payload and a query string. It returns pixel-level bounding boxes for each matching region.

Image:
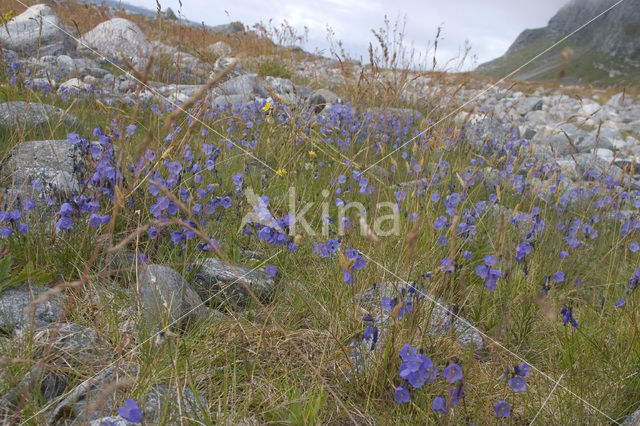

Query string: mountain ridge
[476,0,640,87]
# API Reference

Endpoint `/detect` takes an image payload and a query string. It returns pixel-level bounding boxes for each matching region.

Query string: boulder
[311,88,341,109]
[0,5,75,58]
[514,96,543,116]
[32,323,108,365]
[573,152,623,182]
[137,264,215,330]
[214,73,269,98]
[265,75,295,98]
[0,366,67,417]
[0,283,62,334]
[57,78,92,96]
[48,364,138,424]
[80,18,151,66]
[172,51,207,74]
[209,21,244,36]
[211,56,243,80]
[209,41,232,57]
[49,363,206,425]
[0,101,81,131]
[3,139,85,196]
[350,281,483,374]
[191,258,276,308]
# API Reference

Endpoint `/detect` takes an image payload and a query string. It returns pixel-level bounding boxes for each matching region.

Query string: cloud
[121,0,568,68]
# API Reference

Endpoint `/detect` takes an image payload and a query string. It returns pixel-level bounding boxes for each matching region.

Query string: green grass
[476,33,640,88]
[0,9,639,426]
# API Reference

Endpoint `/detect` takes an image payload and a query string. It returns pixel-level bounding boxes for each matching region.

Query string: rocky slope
[1,2,640,424]
[476,0,640,86]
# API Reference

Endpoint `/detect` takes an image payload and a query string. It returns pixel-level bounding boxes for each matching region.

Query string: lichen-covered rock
[214,73,269,98]
[33,323,107,365]
[192,258,276,308]
[49,363,206,425]
[137,264,214,330]
[80,18,151,66]
[209,41,232,57]
[623,407,640,425]
[3,139,85,197]
[0,284,62,334]
[57,78,92,96]
[0,101,81,131]
[0,366,67,419]
[48,364,138,424]
[0,5,75,58]
[350,281,483,374]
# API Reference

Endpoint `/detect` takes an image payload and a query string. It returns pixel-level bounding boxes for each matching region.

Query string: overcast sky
[120,0,568,70]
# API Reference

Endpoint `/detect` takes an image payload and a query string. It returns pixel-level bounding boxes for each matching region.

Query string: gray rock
[214,73,269,98]
[514,96,543,115]
[466,117,520,151]
[607,93,635,109]
[57,78,92,96]
[265,75,295,97]
[211,94,254,109]
[137,264,212,330]
[150,40,178,56]
[192,258,276,308]
[0,5,75,58]
[294,84,313,99]
[56,55,75,71]
[209,41,232,57]
[574,127,620,152]
[2,49,17,63]
[156,83,202,101]
[33,323,107,365]
[524,109,549,127]
[350,281,483,374]
[209,21,244,36]
[0,366,67,417]
[0,284,61,334]
[163,7,178,21]
[0,101,80,130]
[573,152,623,181]
[48,364,139,424]
[311,88,341,111]
[50,364,206,425]
[3,139,85,196]
[80,18,151,67]
[143,384,206,422]
[172,51,207,74]
[211,56,243,80]
[623,407,640,426]
[546,131,577,155]
[397,178,429,189]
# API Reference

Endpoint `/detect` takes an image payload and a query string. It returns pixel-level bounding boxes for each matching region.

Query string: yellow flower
[276,168,287,176]
[262,101,271,112]
[308,150,317,158]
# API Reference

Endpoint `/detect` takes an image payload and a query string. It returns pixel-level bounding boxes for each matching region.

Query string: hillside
[0,1,640,425]
[476,0,640,87]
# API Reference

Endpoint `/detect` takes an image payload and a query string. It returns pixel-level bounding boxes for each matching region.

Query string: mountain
[75,0,245,34]
[76,0,156,17]
[476,0,640,87]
